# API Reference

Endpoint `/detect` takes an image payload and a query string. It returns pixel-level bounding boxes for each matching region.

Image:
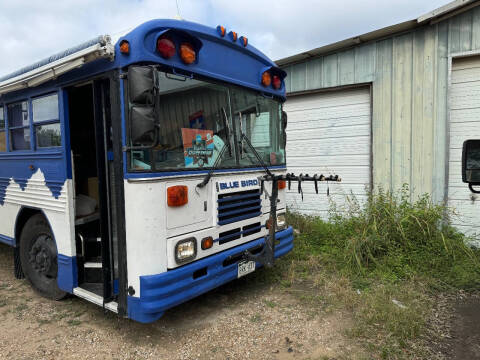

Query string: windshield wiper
[196,142,230,189]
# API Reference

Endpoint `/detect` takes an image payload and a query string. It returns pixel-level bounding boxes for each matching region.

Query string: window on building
[8,101,30,151]
[0,107,5,152]
[32,94,61,148]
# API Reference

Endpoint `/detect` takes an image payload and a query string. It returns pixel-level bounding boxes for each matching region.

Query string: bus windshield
[127,71,285,172]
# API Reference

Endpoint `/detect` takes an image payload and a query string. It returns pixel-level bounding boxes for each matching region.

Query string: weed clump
[289,186,479,289]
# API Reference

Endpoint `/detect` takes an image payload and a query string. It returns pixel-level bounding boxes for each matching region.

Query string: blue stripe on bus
[0,234,15,247]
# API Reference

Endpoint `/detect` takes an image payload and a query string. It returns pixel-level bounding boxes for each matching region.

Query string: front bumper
[127,227,294,323]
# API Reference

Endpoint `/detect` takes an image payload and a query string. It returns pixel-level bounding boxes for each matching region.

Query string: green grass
[267,186,480,359]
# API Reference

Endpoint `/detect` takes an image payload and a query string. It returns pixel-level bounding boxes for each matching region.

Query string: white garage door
[448,56,480,244]
[283,87,371,218]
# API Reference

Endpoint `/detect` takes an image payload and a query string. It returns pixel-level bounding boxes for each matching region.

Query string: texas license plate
[237,261,256,278]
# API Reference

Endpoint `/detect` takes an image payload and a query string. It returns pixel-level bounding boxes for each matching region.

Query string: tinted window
[8,102,29,127]
[10,128,30,150]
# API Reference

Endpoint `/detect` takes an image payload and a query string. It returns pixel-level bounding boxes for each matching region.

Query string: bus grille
[217,189,262,225]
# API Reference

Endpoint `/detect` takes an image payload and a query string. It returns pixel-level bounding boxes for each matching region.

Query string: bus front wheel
[19,214,67,300]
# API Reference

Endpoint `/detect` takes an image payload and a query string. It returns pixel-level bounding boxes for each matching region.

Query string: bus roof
[0,19,286,99]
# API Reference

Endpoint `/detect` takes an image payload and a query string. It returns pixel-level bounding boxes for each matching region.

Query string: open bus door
[66,77,118,306]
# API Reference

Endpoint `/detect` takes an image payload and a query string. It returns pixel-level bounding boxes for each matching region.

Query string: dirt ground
[1,243,479,360]
[443,294,480,359]
[0,244,362,360]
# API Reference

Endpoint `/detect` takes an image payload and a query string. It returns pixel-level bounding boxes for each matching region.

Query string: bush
[288,186,480,290]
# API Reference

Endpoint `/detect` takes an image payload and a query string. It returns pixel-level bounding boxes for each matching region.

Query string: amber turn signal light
[278,180,286,190]
[261,71,271,87]
[201,236,214,250]
[180,43,196,64]
[119,40,130,54]
[167,185,188,207]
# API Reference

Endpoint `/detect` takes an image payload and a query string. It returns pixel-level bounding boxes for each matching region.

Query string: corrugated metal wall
[281,7,480,202]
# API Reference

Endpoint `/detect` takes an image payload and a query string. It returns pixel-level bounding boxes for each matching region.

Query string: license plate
[237,261,256,278]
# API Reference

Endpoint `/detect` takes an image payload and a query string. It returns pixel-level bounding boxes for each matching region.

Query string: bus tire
[19,214,67,300]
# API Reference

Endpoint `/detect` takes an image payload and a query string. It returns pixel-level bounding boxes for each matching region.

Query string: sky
[0,0,453,77]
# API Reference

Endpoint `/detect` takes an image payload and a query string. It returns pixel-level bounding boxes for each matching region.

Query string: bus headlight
[276,213,286,231]
[175,238,197,264]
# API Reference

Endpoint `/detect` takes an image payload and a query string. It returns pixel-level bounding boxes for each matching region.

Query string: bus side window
[32,94,61,149]
[7,101,30,151]
[0,107,5,152]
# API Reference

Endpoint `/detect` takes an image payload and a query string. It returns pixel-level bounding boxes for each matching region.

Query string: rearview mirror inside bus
[462,139,480,183]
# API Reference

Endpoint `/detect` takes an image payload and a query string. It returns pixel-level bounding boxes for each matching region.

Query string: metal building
[279,0,480,237]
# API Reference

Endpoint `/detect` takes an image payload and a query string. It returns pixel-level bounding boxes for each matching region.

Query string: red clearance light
[180,43,196,64]
[278,180,286,190]
[167,185,188,207]
[157,37,176,59]
[119,40,130,54]
[272,75,282,90]
[261,71,271,87]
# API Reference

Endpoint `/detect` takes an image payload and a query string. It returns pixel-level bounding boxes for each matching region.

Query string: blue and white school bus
[0,19,293,323]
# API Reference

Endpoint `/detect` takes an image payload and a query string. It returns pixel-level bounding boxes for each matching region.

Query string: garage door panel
[451,67,480,84]
[284,87,371,217]
[287,136,370,156]
[448,58,480,241]
[288,103,370,121]
[287,124,370,141]
[450,107,480,123]
[285,91,370,112]
[286,154,370,166]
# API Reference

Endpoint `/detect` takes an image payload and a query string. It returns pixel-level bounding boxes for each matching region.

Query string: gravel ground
[0,244,362,360]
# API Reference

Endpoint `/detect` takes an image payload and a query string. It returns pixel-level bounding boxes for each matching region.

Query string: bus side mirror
[130,106,156,144]
[128,66,155,104]
[462,139,480,183]
[127,66,158,148]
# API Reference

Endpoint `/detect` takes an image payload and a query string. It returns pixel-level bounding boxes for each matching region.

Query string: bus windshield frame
[126,69,286,173]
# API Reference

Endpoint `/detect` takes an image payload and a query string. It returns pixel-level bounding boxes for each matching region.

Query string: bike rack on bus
[242,173,341,268]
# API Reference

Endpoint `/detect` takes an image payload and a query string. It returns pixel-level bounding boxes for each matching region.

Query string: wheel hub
[29,235,55,277]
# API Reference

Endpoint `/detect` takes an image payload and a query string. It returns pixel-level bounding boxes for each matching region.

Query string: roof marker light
[229,31,238,42]
[217,25,226,37]
[119,40,130,54]
[240,36,248,47]
[157,37,176,59]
